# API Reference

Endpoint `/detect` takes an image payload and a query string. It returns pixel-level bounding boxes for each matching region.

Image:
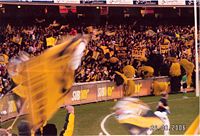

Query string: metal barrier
[64,76,170,105]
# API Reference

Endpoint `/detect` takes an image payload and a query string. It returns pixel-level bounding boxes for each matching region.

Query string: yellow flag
[183,48,192,57]
[125,80,135,96]
[186,48,192,56]
[175,33,180,38]
[92,51,99,60]
[0,54,9,64]
[46,37,57,47]
[164,38,170,44]
[87,26,93,33]
[180,59,194,87]
[185,40,194,46]
[19,37,22,45]
[100,46,109,54]
[109,57,119,63]
[12,35,88,131]
[105,31,116,36]
[12,36,22,45]
[153,81,169,95]
[12,84,28,98]
[145,29,155,37]
[169,63,181,77]
[138,66,154,78]
[109,50,114,57]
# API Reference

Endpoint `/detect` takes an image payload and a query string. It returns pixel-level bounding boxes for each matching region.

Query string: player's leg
[154,111,170,135]
[163,116,170,135]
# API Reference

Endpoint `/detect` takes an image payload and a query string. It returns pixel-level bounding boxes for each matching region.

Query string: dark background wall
[0,5,199,26]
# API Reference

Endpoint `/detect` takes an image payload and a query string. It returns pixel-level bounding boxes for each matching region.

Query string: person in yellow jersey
[60,105,75,136]
[37,105,75,136]
[16,105,75,136]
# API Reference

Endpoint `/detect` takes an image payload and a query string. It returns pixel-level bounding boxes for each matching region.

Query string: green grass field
[1,92,199,135]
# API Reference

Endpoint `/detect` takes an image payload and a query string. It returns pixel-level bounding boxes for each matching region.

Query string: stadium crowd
[0,21,198,96]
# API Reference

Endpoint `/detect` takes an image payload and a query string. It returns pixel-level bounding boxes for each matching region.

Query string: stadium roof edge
[0,2,199,8]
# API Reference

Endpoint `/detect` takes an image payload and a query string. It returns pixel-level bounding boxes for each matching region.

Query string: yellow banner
[132,47,146,59]
[160,45,169,54]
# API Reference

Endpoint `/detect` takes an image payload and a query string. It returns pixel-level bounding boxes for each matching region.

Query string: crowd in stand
[0,20,198,96]
[76,24,197,82]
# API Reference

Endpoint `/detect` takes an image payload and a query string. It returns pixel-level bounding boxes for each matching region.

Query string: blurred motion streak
[10,35,88,131]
